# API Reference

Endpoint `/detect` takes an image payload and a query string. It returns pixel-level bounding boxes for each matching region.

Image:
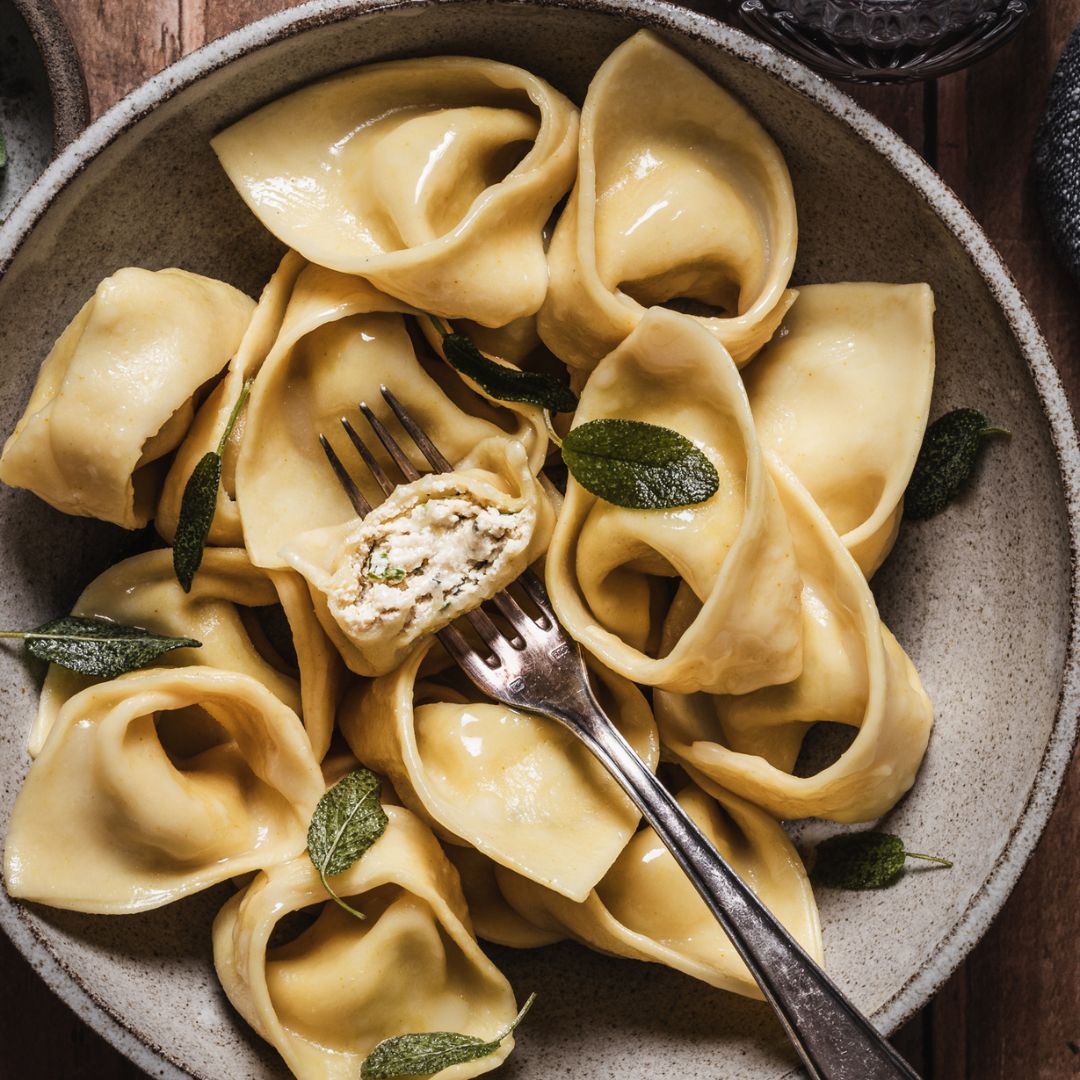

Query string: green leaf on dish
[172,377,253,592]
[361,993,536,1079]
[561,418,719,510]
[0,615,201,677]
[426,316,578,414]
[811,831,952,890]
[307,768,388,921]
[904,407,1009,520]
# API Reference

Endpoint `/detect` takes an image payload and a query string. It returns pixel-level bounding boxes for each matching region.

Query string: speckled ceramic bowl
[0,0,88,219]
[0,2,1077,1079]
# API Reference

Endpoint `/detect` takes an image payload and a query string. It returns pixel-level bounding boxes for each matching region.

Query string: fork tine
[464,606,524,654]
[489,589,551,634]
[437,623,504,677]
[357,400,422,482]
[379,386,453,474]
[341,417,395,496]
[319,433,373,516]
[516,568,556,618]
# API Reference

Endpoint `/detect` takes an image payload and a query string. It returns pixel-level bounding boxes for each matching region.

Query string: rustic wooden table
[2,1,1078,1076]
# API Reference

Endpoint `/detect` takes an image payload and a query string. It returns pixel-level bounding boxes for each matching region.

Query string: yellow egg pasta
[546,306,803,694]
[212,56,578,326]
[0,268,254,528]
[0,34,948,1080]
[341,640,659,900]
[655,459,933,822]
[5,667,325,913]
[539,31,797,377]
[497,772,822,999]
[212,805,519,1080]
[29,547,343,760]
[744,282,936,576]
[156,250,307,546]
[283,436,553,676]
[234,263,547,572]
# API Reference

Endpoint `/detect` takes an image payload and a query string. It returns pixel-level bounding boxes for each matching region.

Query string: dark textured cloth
[1035,23,1080,282]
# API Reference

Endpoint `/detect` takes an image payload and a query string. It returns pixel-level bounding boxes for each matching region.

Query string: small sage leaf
[173,451,222,592]
[430,318,577,414]
[361,993,536,1079]
[0,616,201,678]
[904,408,1009,520]
[561,418,719,510]
[172,378,253,592]
[307,768,388,920]
[812,831,952,890]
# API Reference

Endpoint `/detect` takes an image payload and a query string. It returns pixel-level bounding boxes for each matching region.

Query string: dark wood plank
[847,82,928,160]
[930,4,1080,1077]
[52,0,182,118]
[198,0,296,42]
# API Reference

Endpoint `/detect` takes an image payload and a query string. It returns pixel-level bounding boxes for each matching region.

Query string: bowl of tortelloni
[0,1,1076,1079]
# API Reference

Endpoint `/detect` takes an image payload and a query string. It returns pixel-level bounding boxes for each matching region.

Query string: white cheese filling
[328,491,532,637]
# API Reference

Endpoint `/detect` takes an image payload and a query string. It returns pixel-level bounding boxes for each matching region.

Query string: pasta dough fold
[212,805,519,1080]
[656,459,933,822]
[539,30,797,376]
[28,547,342,761]
[546,306,802,693]
[497,772,822,1000]
[744,282,935,576]
[212,57,578,325]
[341,640,658,900]
[235,264,546,571]
[5,667,325,913]
[157,251,306,546]
[0,268,254,528]
[443,845,566,948]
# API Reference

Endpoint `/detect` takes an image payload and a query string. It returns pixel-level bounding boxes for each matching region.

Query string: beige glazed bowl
[0,2,1077,1078]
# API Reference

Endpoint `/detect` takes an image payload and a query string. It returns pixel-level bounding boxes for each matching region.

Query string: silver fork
[320,386,921,1080]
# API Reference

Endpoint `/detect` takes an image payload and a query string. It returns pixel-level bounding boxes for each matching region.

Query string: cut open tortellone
[213,805,519,1080]
[539,30,797,376]
[284,436,552,676]
[0,267,254,528]
[5,667,325,913]
[212,56,578,326]
[546,306,802,694]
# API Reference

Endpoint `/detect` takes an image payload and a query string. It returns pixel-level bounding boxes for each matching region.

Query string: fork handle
[565,697,921,1080]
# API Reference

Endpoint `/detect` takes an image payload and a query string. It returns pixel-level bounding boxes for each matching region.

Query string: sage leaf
[561,418,719,510]
[361,993,536,1079]
[307,768,388,920]
[172,378,253,592]
[0,615,201,678]
[425,316,577,414]
[172,451,222,592]
[812,831,952,890]
[904,408,1009,520]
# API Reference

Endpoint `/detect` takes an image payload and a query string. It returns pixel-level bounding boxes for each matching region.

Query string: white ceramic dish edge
[0,1,1077,1076]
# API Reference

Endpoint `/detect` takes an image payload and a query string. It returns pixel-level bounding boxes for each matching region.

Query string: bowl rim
[0,0,1077,1076]
[9,0,91,151]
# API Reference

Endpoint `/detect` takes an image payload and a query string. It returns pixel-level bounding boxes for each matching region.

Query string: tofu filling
[328,492,530,636]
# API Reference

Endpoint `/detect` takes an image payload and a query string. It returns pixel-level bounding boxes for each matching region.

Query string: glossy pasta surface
[0,30,938,1080]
